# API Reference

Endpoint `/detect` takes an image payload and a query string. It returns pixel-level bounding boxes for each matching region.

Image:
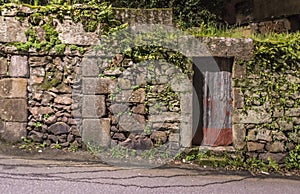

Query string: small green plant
[43,114,50,119]
[143,125,151,134]
[34,122,42,128]
[51,141,62,149]
[285,144,300,170]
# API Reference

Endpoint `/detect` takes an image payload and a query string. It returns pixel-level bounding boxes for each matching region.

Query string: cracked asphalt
[0,154,299,194]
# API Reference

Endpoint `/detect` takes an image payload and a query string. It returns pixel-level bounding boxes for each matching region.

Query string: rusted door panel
[202,71,232,146]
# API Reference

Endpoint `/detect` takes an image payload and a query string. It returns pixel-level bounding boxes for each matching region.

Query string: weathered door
[202,71,232,146]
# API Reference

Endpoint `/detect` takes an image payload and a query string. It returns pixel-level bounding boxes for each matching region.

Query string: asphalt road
[0,154,299,194]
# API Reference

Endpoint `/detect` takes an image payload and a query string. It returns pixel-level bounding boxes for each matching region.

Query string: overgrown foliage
[0,0,225,28]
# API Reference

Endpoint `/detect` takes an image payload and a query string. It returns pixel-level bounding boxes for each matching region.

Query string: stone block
[0,16,28,43]
[0,99,27,122]
[129,88,145,103]
[48,122,70,135]
[285,108,300,117]
[232,124,246,150]
[180,93,192,114]
[180,122,192,147]
[54,95,72,105]
[258,152,287,164]
[232,61,246,79]
[0,78,27,98]
[169,132,180,142]
[248,128,272,142]
[0,57,8,76]
[56,19,100,45]
[118,114,145,132]
[278,120,293,131]
[247,142,265,152]
[149,112,180,123]
[266,141,285,153]
[9,55,28,77]
[232,88,244,109]
[232,106,272,124]
[82,119,111,147]
[82,95,106,118]
[29,56,52,67]
[83,78,115,95]
[29,107,54,117]
[81,57,99,77]
[0,122,26,143]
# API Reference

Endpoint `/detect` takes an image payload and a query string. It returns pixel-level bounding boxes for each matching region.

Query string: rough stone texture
[83,78,115,95]
[150,131,167,145]
[0,122,26,143]
[0,78,27,98]
[82,119,111,147]
[81,57,100,77]
[232,88,244,109]
[82,95,106,118]
[56,20,100,46]
[48,122,70,135]
[266,141,285,153]
[118,114,145,132]
[248,128,272,142]
[29,107,54,117]
[0,99,27,122]
[9,55,28,77]
[247,142,265,152]
[259,152,287,163]
[233,107,272,124]
[232,124,246,149]
[285,108,300,117]
[149,112,180,123]
[54,95,72,105]
[0,16,28,43]
[0,57,8,76]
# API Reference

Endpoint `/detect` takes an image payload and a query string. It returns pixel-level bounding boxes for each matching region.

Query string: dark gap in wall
[192,56,233,146]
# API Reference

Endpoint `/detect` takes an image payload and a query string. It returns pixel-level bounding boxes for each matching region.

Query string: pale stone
[232,124,246,150]
[48,122,70,135]
[82,78,115,95]
[149,112,180,123]
[0,122,26,143]
[9,55,28,77]
[266,141,285,153]
[285,108,300,117]
[56,19,100,45]
[247,142,265,151]
[233,106,272,124]
[54,95,72,105]
[0,99,27,122]
[0,78,27,98]
[82,95,106,118]
[0,57,8,76]
[0,16,28,42]
[82,119,111,147]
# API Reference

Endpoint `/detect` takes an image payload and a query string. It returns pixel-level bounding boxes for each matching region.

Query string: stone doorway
[192,57,234,146]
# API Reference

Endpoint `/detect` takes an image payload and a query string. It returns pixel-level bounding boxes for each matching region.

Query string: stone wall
[0,4,298,164]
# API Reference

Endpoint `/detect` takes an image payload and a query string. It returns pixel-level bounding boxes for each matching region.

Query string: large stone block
[0,78,27,98]
[0,57,8,76]
[232,124,246,150]
[82,95,106,118]
[247,142,265,152]
[232,106,272,124]
[232,88,244,109]
[81,57,100,77]
[83,78,116,95]
[149,112,180,123]
[0,122,26,143]
[0,99,27,122]
[0,16,28,43]
[56,19,100,45]
[9,55,28,77]
[82,119,111,147]
[118,114,145,132]
[180,122,192,147]
[285,108,300,117]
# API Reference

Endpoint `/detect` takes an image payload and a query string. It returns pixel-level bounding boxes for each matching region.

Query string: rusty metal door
[202,71,232,146]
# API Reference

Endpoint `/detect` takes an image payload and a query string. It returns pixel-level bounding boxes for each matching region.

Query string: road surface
[0,154,299,194]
